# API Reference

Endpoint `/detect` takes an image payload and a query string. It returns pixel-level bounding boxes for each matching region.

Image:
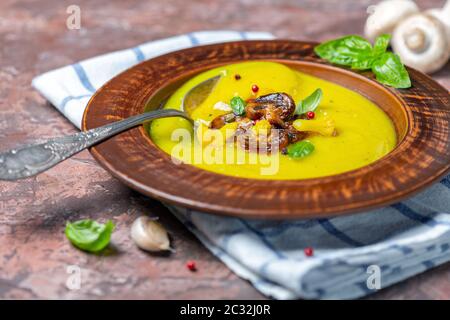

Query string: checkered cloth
[32,31,450,299]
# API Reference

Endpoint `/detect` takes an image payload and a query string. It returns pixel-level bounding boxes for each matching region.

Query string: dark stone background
[0,0,449,299]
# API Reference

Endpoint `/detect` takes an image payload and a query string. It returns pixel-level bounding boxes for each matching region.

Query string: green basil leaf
[287,140,315,159]
[230,96,246,115]
[294,101,304,115]
[350,56,376,70]
[372,52,411,88]
[315,34,411,89]
[373,34,391,56]
[295,88,323,115]
[314,35,373,69]
[65,219,115,253]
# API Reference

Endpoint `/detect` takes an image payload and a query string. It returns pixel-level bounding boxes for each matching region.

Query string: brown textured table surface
[1,0,449,300]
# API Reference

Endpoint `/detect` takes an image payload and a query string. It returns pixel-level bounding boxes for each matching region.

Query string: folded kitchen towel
[32,30,450,299]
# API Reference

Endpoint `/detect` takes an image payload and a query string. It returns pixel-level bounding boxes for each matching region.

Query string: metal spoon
[0,75,220,181]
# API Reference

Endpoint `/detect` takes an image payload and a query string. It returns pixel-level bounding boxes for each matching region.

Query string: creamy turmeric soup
[149,61,396,180]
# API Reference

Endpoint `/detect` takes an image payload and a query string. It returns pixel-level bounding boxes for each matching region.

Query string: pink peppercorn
[186,261,197,271]
[304,247,314,257]
[306,111,315,119]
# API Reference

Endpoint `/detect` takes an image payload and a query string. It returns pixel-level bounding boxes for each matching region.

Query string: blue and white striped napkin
[32,31,450,299]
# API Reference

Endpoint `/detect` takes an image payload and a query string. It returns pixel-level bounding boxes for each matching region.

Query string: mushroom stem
[404,28,427,52]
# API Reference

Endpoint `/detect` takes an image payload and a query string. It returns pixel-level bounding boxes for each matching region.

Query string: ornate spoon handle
[0,109,191,181]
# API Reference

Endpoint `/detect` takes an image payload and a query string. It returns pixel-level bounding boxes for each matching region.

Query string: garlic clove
[131,216,172,252]
[365,0,419,42]
[392,13,450,73]
[213,101,232,112]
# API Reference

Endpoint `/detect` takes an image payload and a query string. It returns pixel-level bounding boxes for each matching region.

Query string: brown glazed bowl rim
[82,40,450,219]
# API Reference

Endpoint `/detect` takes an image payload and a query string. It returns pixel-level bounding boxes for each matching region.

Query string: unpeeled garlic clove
[131,216,172,252]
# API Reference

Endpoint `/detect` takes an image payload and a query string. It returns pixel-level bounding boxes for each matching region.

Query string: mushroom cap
[392,13,450,74]
[365,0,419,42]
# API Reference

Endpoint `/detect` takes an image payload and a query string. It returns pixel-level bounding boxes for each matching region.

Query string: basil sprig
[314,34,411,88]
[230,96,246,115]
[294,88,323,115]
[65,219,115,253]
[287,140,315,159]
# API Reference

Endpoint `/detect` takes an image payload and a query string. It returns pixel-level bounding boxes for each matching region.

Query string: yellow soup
[149,61,396,180]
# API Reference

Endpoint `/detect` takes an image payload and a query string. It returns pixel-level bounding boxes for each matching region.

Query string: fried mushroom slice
[284,123,307,144]
[236,124,293,154]
[209,112,236,129]
[245,92,296,127]
[207,92,305,154]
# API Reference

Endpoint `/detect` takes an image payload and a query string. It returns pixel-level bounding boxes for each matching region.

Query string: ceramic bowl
[82,40,450,219]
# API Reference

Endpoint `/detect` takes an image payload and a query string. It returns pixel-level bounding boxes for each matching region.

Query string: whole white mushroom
[391,1,450,74]
[365,0,419,42]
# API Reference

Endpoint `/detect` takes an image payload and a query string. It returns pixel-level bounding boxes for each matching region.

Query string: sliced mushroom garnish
[209,112,236,129]
[245,92,295,127]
